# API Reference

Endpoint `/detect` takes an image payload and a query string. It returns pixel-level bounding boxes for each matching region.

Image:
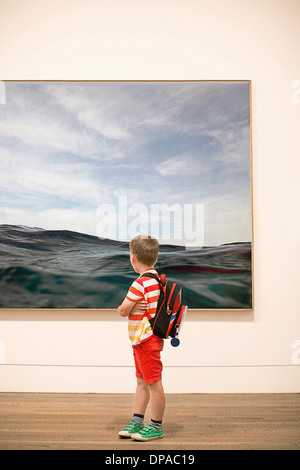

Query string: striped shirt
[126,268,160,346]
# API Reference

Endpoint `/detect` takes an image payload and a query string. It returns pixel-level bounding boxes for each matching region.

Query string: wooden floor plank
[0,393,299,450]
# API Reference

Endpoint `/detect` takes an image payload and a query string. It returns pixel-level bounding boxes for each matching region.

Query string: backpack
[141,272,188,347]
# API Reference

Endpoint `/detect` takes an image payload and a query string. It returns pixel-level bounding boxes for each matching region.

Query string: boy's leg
[131,380,165,441]
[118,377,150,438]
[134,377,150,416]
[149,380,165,421]
[130,336,165,440]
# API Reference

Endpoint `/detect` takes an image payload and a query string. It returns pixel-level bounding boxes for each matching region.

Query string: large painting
[0,81,253,309]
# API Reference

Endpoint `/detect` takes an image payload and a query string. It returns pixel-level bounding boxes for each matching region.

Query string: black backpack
[141,272,187,347]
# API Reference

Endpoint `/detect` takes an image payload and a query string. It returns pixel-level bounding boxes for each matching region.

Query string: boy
[117,235,165,441]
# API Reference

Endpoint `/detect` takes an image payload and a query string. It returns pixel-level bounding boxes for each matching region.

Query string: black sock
[132,413,144,426]
[150,418,162,430]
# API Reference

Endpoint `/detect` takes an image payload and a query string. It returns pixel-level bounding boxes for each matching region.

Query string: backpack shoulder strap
[140,272,164,287]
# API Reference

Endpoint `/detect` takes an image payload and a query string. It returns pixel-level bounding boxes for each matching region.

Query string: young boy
[117,235,165,441]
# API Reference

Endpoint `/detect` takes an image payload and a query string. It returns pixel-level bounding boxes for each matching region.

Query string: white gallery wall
[0,0,299,393]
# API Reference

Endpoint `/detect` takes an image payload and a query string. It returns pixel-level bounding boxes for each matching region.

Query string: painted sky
[0,81,251,246]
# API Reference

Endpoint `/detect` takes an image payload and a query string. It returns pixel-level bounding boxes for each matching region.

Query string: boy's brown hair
[129,235,159,267]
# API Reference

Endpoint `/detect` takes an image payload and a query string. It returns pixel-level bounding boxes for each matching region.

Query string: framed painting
[0,80,253,310]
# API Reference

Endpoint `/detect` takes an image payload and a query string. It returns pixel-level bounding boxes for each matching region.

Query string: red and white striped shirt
[126,268,160,345]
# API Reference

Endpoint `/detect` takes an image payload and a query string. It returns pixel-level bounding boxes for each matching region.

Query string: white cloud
[0,147,108,206]
[0,83,127,162]
[156,152,215,176]
[0,109,97,162]
[156,156,187,175]
[47,83,133,143]
[77,108,132,141]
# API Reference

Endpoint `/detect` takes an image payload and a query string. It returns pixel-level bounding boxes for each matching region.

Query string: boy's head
[129,235,159,268]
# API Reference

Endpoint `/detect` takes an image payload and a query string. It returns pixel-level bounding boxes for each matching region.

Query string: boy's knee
[137,377,147,386]
[149,380,163,389]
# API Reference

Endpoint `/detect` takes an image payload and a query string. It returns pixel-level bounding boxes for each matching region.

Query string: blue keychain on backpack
[170,326,180,347]
[170,305,188,347]
[171,336,180,347]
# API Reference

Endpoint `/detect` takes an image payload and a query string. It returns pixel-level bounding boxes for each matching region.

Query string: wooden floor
[0,393,299,450]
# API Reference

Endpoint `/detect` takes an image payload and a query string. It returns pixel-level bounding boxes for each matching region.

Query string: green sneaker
[118,420,144,438]
[131,424,164,441]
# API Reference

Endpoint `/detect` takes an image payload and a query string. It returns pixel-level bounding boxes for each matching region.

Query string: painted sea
[0,225,252,309]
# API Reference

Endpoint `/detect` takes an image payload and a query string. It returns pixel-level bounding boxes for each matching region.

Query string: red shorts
[133,335,164,384]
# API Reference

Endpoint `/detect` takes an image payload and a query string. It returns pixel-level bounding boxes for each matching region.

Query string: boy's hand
[131,300,148,313]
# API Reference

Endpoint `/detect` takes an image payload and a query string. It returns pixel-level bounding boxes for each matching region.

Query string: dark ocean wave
[0,224,252,309]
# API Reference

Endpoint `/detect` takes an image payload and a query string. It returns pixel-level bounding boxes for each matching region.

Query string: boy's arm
[117,298,136,317]
[117,299,147,317]
[118,279,145,317]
